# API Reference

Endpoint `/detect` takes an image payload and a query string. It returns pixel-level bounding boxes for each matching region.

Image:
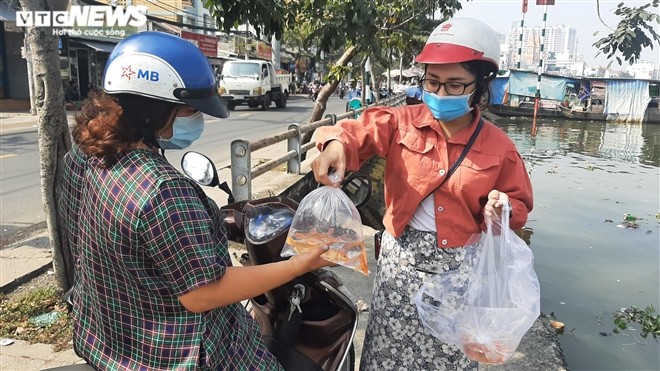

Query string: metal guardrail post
[324,113,337,126]
[287,123,302,174]
[230,139,252,201]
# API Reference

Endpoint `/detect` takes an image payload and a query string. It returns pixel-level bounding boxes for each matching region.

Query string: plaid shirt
[59,146,282,371]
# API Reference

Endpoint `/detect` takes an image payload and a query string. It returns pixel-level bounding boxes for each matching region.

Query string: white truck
[217,60,292,111]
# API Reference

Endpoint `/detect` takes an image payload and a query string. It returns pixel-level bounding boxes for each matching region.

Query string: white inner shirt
[408,194,437,232]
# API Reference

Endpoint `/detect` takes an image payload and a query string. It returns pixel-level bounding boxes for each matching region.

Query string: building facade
[508,22,579,72]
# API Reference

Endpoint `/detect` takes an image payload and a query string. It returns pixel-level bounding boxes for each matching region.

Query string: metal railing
[230,94,407,201]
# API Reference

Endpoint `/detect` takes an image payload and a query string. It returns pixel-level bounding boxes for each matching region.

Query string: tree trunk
[300,45,356,160]
[19,0,73,291]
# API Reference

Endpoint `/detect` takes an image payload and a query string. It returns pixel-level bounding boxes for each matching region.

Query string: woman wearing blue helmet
[59,31,332,370]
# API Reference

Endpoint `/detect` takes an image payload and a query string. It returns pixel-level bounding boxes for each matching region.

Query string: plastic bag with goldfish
[414,204,540,364]
[280,184,369,275]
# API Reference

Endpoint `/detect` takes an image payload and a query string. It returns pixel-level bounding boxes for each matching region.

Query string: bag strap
[432,117,484,193]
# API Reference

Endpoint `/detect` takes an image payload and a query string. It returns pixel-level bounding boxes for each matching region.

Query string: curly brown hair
[73,92,179,168]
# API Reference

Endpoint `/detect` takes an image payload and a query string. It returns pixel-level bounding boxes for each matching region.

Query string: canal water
[490,115,660,371]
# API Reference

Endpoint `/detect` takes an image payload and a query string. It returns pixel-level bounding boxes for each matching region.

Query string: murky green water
[490,115,660,371]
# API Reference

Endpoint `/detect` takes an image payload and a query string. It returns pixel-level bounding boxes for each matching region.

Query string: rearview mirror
[341,173,371,209]
[181,151,219,187]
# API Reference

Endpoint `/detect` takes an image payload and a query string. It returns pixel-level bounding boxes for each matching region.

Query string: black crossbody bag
[374,117,484,259]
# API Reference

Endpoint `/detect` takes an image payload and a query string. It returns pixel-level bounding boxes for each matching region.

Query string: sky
[451,0,660,68]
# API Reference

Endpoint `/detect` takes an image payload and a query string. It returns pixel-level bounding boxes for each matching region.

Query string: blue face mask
[422,91,474,122]
[157,111,205,150]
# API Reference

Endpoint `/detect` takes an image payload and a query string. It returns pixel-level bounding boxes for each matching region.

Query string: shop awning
[70,39,117,53]
[153,22,182,35]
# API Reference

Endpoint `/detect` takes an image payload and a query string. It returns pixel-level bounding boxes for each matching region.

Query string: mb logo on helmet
[137,69,160,82]
[120,66,159,82]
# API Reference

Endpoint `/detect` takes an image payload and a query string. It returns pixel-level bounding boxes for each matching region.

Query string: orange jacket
[315,104,533,248]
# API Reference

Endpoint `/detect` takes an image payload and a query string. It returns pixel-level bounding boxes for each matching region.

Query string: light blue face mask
[422,91,474,122]
[157,111,205,150]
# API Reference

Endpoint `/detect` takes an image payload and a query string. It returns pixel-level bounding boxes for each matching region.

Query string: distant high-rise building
[508,23,579,72]
[496,32,507,46]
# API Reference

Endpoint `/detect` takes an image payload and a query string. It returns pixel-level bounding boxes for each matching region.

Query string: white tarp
[605,80,651,123]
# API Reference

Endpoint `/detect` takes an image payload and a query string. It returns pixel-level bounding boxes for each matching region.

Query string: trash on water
[623,213,638,222]
[28,311,60,327]
[549,320,565,334]
[617,213,640,229]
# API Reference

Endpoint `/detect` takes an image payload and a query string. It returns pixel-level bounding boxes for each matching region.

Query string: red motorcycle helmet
[415,17,500,81]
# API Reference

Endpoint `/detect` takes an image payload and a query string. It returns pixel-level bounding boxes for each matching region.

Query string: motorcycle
[309,84,320,101]
[181,151,371,371]
[338,86,346,99]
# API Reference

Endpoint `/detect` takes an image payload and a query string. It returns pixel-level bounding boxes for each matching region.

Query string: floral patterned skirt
[359,226,478,371]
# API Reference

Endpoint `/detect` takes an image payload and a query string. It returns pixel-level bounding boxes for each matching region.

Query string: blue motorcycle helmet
[103,31,229,118]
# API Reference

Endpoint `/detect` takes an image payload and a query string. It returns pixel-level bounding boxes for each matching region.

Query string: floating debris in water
[623,214,638,222]
[549,320,565,334]
[617,213,640,229]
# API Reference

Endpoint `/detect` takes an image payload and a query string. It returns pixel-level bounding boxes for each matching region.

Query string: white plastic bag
[414,204,540,364]
[281,182,369,275]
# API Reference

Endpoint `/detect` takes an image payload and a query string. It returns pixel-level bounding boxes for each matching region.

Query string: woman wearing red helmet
[59,31,332,370]
[311,18,533,369]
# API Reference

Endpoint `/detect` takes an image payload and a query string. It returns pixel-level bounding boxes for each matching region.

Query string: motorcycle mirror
[341,173,371,209]
[181,151,219,187]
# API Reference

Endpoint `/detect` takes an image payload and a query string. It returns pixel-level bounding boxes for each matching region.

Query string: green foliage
[612,305,660,340]
[0,285,73,351]
[326,63,350,84]
[205,0,461,59]
[593,0,660,66]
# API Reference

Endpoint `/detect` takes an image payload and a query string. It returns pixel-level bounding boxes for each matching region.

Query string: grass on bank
[0,278,73,352]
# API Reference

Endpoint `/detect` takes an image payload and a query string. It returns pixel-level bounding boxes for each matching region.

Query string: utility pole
[517,0,528,69]
[272,35,281,69]
[532,0,553,136]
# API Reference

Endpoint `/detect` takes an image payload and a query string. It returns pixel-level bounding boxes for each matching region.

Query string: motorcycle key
[287,284,305,321]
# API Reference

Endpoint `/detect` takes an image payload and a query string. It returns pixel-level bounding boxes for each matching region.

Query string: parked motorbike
[42,151,370,371]
[181,151,371,371]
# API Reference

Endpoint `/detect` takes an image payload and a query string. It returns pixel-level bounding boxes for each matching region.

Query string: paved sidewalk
[0,110,78,136]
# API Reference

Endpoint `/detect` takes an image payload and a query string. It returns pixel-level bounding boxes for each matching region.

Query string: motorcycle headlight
[253,87,263,95]
[218,86,226,95]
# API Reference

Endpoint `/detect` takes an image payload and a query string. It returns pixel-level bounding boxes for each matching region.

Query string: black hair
[461,60,493,110]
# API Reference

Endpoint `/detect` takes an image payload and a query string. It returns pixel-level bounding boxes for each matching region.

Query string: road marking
[239,113,251,117]
[0,154,17,159]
